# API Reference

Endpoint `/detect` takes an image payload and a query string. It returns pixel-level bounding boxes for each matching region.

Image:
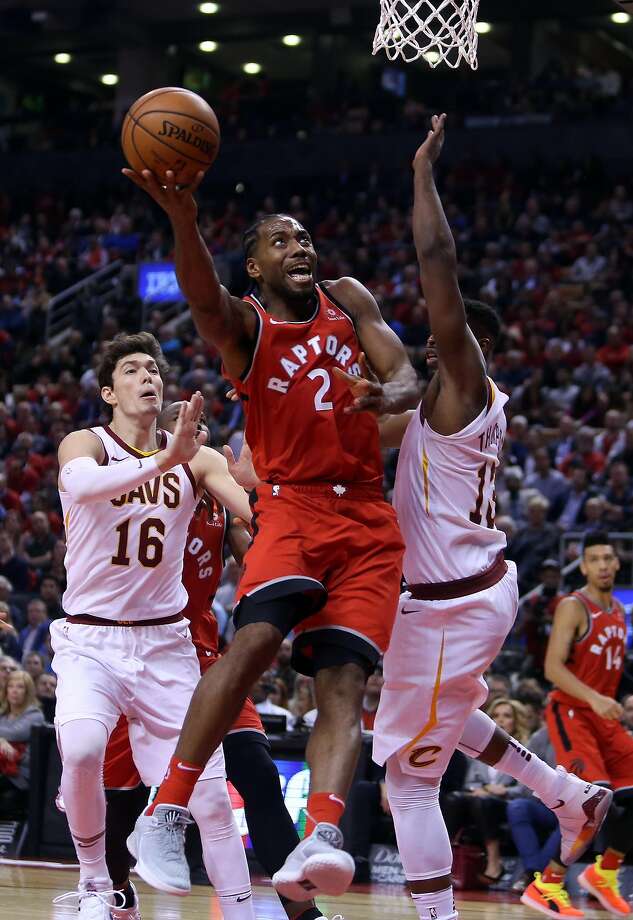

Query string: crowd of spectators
[1,141,632,883]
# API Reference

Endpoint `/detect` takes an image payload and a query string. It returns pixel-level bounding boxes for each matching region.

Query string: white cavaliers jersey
[61,426,198,621]
[394,378,507,585]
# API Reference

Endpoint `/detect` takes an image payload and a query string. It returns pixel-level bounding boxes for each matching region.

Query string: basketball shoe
[111,882,141,920]
[520,872,584,919]
[53,881,120,918]
[543,768,612,865]
[578,856,632,916]
[272,822,355,901]
[127,804,192,896]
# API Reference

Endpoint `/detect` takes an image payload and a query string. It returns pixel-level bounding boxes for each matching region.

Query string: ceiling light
[198,40,218,52]
[54,52,72,64]
[243,62,262,74]
[198,2,219,13]
[475,21,492,34]
[282,34,302,47]
[101,73,119,86]
[611,11,631,24]
[423,50,441,64]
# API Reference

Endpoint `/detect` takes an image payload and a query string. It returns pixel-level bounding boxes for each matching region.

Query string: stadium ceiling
[0,0,631,87]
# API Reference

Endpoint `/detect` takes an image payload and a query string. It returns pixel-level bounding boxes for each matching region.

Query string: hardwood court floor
[0,863,614,920]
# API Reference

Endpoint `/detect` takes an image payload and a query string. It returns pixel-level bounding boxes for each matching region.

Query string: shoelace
[148,808,193,862]
[53,888,125,908]
[534,873,573,907]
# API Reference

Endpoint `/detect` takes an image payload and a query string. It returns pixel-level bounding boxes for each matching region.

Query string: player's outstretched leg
[458,709,612,864]
[272,664,361,901]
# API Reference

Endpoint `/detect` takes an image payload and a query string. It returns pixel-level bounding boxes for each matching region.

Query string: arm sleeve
[60,455,162,504]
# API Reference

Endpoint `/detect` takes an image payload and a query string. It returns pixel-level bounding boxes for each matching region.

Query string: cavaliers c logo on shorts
[408,744,442,769]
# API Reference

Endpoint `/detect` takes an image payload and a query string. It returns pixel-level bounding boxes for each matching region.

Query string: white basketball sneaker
[543,766,613,865]
[273,823,355,901]
[111,883,141,920]
[53,881,119,918]
[127,804,192,896]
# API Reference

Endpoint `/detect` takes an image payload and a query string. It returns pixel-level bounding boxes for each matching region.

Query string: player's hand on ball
[333,352,386,415]
[413,113,446,169]
[223,440,261,491]
[590,692,623,721]
[121,168,204,224]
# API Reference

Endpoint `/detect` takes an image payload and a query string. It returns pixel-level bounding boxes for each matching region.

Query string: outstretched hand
[333,352,387,415]
[413,113,446,169]
[160,392,206,469]
[222,440,261,491]
[121,168,205,224]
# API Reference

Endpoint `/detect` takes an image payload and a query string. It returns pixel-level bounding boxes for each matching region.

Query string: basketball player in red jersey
[124,161,417,898]
[521,532,633,918]
[105,403,326,920]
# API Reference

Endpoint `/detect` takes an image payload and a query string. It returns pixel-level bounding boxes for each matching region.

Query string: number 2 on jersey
[470,461,497,528]
[112,517,165,568]
[308,368,333,411]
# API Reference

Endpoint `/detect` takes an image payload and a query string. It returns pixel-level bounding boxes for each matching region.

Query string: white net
[373,0,480,69]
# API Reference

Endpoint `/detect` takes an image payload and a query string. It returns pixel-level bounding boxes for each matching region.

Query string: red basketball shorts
[546,699,633,790]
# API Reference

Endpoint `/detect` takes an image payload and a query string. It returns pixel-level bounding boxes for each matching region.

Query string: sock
[305,792,345,836]
[293,909,325,920]
[411,886,457,920]
[59,719,111,884]
[600,848,624,871]
[146,755,203,815]
[493,739,566,808]
[541,866,565,885]
[190,777,255,919]
[114,882,136,909]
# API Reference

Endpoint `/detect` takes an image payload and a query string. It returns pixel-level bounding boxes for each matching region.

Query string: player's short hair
[242,213,295,260]
[464,299,502,347]
[97,332,169,391]
[582,531,614,554]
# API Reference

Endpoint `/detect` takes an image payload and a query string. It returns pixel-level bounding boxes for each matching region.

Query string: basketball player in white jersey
[51,332,257,920]
[338,115,612,920]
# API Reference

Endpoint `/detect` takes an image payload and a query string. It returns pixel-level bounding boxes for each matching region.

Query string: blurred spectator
[0,602,20,660]
[558,464,593,529]
[507,496,560,592]
[485,672,512,703]
[271,638,297,696]
[251,671,295,731]
[0,655,19,711]
[497,466,532,524]
[35,671,57,723]
[39,574,64,620]
[603,462,633,527]
[266,677,290,712]
[18,598,51,658]
[519,559,566,675]
[0,531,30,592]
[22,650,46,681]
[524,450,569,518]
[288,675,316,723]
[18,510,56,577]
[0,669,44,818]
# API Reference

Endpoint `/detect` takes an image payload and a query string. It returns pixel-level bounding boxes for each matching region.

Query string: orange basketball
[121,87,221,186]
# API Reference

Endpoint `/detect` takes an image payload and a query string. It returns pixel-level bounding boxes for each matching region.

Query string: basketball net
[373,0,480,69]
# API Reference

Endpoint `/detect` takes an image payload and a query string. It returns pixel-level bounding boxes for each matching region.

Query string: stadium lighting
[475,21,492,34]
[54,52,72,64]
[198,2,219,13]
[282,34,302,47]
[423,50,441,64]
[101,73,119,86]
[611,11,631,24]
[243,62,262,74]
[198,40,218,52]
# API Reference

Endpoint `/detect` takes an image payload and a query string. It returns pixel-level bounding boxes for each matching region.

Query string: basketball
[121,86,221,186]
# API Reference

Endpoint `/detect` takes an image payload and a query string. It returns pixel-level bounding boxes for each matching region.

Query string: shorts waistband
[263,481,384,501]
[407,551,508,601]
[65,612,184,627]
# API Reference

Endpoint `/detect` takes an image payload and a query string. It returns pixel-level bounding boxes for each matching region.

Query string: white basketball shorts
[373,561,518,778]
[50,618,224,786]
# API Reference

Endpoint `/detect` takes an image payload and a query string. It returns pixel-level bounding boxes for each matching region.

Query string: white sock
[458,709,565,808]
[190,777,255,919]
[386,757,452,881]
[58,718,111,885]
[494,739,565,808]
[412,886,458,920]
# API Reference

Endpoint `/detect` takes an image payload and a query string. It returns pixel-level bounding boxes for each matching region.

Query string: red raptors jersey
[551,590,627,708]
[230,284,383,484]
[182,496,227,665]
